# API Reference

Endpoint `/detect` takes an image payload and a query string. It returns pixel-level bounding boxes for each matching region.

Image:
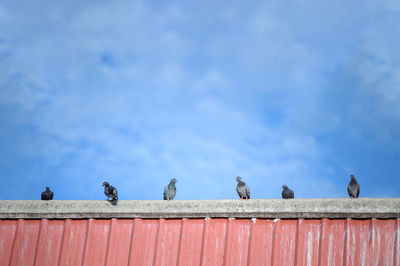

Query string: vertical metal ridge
[386,219,396,266]
[293,219,301,266]
[81,218,92,266]
[103,218,114,266]
[175,218,185,266]
[317,218,325,266]
[199,218,208,266]
[57,219,68,266]
[369,218,375,245]
[223,218,233,265]
[270,219,277,266]
[394,218,399,266]
[8,218,20,266]
[127,219,136,266]
[365,219,374,265]
[246,218,255,266]
[33,219,45,266]
[151,218,162,266]
[342,218,349,266]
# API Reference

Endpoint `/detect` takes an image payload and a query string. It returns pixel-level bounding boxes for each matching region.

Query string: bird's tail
[109,197,118,206]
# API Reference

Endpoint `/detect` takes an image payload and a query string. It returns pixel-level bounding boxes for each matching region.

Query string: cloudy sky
[0,0,399,200]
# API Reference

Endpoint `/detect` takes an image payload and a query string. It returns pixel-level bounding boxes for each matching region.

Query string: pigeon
[236,176,250,200]
[347,174,360,198]
[102,181,118,205]
[164,178,177,200]
[41,187,54,200]
[282,185,294,199]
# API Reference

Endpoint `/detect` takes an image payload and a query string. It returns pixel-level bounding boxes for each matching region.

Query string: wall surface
[1,199,399,265]
[1,217,399,266]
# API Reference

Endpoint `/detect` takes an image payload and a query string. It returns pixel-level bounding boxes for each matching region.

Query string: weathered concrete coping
[0,198,399,219]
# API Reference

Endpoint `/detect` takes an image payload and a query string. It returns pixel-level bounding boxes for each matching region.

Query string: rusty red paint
[129,218,159,265]
[178,218,204,265]
[10,219,40,265]
[201,218,228,265]
[154,219,182,265]
[82,219,111,265]
[248,218,274,266]
[369,219,396,266]
[0,220,18,264]
[319,218,346,266]
[296,219,321,266]
[395,219,400,266]
[1,218,400,266]
[224,219,252,265]
[272,219,297,265]
[58,219,88,265]
[344,219,371,265]
[34,219,65,266]
[106,218,134,266]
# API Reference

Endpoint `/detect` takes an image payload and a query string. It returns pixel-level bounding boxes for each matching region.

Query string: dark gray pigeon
[41,187,53,200]
[164,178,177,200]
[347,174,360,198]
[103,181,118,205]
[236,176,250,200]
[282,185,294,199]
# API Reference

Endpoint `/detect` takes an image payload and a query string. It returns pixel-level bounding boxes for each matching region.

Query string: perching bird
[164,178,177,200]
[236,176,250,200]
[282,185,294,199]
[347,174,360,198]
[41,187,54,200]
[102,181,118,205]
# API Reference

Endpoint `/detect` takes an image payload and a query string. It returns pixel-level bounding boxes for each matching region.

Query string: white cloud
[0,0,399,200]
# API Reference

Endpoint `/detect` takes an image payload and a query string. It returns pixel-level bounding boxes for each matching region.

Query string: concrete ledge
[0,198,399,219]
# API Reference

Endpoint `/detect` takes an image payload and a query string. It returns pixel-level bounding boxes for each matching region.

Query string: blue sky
[0,0,399,200]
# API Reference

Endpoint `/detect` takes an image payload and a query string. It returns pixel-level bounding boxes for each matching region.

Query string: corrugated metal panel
[319,218,346,265]
[248,218,274,265]
[59,219,88,265]
[130,218,159,265]
[178,218,204,264]
[1,218,399,266]
[10,219,40,265]
[107,219,134,266]
[296,219,320,266]
[35,219,64,266]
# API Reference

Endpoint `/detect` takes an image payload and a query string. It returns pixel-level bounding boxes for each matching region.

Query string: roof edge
[1,198,399,219]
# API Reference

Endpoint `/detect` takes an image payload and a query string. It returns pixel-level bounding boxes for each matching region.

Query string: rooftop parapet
[1,198,399,219]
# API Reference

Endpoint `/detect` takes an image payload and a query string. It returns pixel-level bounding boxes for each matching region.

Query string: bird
[347,174,360,198]
[282,185,294,199]
[236,176,250,200]
[164,178,177,200]
[41,187,54,200]
[102,181,118,205]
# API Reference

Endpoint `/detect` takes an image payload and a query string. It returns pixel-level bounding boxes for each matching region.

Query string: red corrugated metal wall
[1,218,399,266]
